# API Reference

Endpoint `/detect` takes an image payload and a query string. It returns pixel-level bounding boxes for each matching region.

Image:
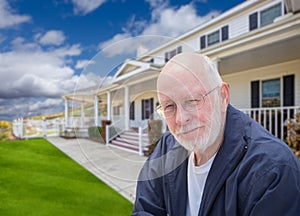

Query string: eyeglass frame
[156,85,220,119]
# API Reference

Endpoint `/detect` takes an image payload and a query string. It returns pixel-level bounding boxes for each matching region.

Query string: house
[62,0,300,155]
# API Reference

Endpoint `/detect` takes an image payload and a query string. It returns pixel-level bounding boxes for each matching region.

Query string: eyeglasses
[156,85,219,119]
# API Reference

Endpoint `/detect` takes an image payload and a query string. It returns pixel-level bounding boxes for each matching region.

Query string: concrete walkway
[47,137,147,203]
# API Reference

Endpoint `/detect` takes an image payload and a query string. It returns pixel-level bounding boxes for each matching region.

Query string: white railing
[240,106,300,140]
[106,116,126,145]
[13,118,65,139]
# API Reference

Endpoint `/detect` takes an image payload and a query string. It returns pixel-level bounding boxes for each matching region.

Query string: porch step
[109,130,149,155]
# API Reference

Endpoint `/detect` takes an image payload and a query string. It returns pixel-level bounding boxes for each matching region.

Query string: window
[207,30,220,46]
[169,49,177,59]
[142,98,154,120]
[200,35,206,49]
[165,46,183,62]
[200,25,230,50]
[249,3,282,31]
[221,25,229,41]
[262,79,280,107]
[260,3,281,27]
[249,12,258,31]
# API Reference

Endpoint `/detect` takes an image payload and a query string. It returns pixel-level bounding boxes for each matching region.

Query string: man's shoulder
[227,105,300,168]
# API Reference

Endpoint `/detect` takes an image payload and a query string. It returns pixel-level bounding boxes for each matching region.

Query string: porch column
[124,86,130,130]
[107,91,111,121]
[211,58,220,71]
[80,103,85,128]
[94,95,99,126]
[64,99,69,127]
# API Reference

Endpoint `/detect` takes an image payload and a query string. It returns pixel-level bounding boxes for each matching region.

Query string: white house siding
[229,13,250,38]
[222,59,300,109]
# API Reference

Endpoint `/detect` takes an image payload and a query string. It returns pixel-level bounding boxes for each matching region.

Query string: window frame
[207,30,220,46]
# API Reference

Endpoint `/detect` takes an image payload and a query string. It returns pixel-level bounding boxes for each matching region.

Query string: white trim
[94,95,99,126]
[64,99,69,127]
[107,91,111,121]
[124,86,130,130]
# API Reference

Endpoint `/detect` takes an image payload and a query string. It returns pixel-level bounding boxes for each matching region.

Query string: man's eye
[164,104,175,111]
[188,99,201,105]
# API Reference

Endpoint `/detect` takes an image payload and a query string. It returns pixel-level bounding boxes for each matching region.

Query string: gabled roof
[113,59,161,83]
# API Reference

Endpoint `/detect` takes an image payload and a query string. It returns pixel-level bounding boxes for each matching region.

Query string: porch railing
[12,118,65,139]
[240,106,300,141]
[105,116,126,145]
[105,117,149,156]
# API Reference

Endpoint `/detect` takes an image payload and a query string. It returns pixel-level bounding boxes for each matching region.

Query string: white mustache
[175,124,207,135]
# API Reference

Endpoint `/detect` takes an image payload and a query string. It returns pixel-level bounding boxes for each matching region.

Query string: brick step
[115,137,140,146]
[109,130,149,155]
[109,140,149,153]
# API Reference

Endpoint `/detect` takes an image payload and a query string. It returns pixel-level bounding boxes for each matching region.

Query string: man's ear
[220,82,229,107]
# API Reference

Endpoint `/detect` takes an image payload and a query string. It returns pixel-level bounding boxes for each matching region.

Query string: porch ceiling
[219,34,300,75]
[64,94,95,103]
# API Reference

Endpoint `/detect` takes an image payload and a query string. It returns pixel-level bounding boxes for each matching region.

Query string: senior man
[132,52,300,216]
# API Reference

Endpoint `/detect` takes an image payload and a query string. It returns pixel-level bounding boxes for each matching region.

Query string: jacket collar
[199,104,250,215]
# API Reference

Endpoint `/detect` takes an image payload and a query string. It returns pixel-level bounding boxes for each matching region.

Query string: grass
[0,138,133,216]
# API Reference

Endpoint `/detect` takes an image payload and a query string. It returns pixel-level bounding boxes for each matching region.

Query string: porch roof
[113,59,162,84]
[202,13,300,75]
[63,59,162,103]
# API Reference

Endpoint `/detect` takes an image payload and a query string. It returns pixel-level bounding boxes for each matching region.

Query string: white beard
[174,103,223,152]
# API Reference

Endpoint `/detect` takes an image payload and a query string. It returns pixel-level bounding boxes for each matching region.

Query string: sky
[0,0,244,121]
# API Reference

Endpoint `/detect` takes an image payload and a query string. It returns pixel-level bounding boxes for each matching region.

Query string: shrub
[286,110,300,159]
[88,126,102,139]
[146,120,163,156]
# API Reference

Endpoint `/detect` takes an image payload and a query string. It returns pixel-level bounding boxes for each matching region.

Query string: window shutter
[200,35,206,49]
[141,100,145,120]
[165,52,169,62]
[249,12,258,31]
[221,25,229,41]
[177,46,182,54]
[130,101,135,120]
[283,75,294,106]
[150,98,154,119]
[251,80,260,108]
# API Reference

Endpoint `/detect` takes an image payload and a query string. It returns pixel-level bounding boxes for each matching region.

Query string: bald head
[158,53,221,90]
[157,53,223,102]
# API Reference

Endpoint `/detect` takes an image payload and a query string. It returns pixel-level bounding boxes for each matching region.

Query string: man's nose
[175,104,191,125]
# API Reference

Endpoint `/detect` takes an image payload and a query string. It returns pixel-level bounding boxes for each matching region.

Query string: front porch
[105,105,299,156]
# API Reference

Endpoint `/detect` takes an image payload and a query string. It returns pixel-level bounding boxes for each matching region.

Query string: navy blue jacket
[132,105,300,215]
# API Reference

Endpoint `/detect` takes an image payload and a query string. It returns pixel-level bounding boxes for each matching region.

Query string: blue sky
[0,0,244,121]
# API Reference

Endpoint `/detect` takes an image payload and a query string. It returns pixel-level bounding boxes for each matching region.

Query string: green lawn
[0,138,133,216]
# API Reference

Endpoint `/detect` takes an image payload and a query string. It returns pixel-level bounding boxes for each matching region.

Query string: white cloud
[99,2,220,57]
[0,0,31,29]
[0,36,108,120]
[144,4,219,37]
[0,98,65,120]
[75,59,95,69]
[0,37,86,99]
[71,0,106,15]
[37,30,66,46]
[28,98,63,112]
